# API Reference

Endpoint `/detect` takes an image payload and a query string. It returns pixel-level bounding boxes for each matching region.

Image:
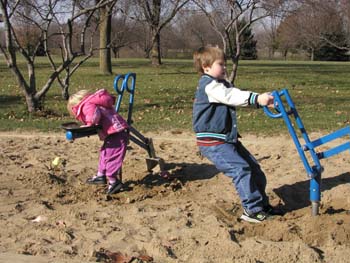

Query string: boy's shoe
[240,208,270,223]
[86,176,107,185]
[106,181,123,195]
[263,204,284,216]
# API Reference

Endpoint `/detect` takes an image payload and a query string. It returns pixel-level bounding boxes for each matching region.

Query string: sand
[0,130,349,263]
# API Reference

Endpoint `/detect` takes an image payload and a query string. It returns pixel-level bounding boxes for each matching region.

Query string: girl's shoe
[106,180,123,195]
[86,176,107,185]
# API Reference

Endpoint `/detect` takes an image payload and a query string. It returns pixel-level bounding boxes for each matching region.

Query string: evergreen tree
[314,32,349,61]
[240,25,258,60]
[227,19,258,60]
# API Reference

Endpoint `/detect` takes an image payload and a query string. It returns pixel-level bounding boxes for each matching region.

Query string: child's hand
[257,93,274,107]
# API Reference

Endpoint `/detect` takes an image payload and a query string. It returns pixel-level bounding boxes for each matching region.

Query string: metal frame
[263,89,350,215]
[113,73,165,172]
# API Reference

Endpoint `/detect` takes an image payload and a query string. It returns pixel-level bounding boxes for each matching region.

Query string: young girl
[67,89,129,195]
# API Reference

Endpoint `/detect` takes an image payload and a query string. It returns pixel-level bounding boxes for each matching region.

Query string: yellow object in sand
[52,157,60,167]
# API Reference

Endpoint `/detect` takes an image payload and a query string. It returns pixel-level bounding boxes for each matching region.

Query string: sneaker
[240,208,270,223]
[106,181,123,195]
[263,204,284,216]
[86,176,107,185]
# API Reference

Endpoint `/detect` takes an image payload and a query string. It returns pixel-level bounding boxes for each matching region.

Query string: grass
[0,57,349,136]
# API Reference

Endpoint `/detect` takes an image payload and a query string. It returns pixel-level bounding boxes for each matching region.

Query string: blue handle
[262,90,287,119]
[113,73,136,124]
[114,74,126,95]
[263,106,282,119]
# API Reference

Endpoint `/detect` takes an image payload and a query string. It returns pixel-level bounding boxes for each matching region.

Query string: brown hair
[193,46,225,74]
[67,90,91,116]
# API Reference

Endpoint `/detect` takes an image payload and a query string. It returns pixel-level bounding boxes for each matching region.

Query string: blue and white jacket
[192,74,260,143]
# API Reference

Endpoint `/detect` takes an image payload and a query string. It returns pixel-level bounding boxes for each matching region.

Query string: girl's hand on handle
[257,93,274,107]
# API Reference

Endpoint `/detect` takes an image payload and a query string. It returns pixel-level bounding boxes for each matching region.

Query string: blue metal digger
[263,89,350,216]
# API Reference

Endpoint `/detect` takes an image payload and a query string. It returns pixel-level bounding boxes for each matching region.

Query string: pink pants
[98,131,128,181]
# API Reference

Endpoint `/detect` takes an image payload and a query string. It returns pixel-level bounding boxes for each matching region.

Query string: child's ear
[203,64,210,73]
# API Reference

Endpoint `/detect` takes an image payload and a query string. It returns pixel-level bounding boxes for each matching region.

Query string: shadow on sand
[123,161,218,189]
[273,172,350,213]
[123,160,349,214]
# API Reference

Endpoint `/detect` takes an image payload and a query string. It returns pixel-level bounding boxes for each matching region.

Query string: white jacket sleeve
[205,79,258,107]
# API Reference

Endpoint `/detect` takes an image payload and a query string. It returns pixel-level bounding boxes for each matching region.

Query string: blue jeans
[199,141,269,214]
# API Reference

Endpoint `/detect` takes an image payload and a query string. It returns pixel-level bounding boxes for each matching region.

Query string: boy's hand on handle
[257,93,274,107]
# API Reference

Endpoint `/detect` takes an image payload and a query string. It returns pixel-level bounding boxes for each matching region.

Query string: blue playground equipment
[62,73,166,174]
[263,89,350,216]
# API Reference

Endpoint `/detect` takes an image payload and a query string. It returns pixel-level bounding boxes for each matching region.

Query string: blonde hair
[67,90,91,116]
[193,46,225,74]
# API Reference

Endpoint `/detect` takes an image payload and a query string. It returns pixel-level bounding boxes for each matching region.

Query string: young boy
[192,46,282,223]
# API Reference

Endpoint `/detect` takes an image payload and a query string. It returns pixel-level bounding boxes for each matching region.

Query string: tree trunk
[149,0,161,66]
[99,5,112,75]
[22,80,41,112]
[310,47,314,61]
[229,55,239,86]
[268,47,273,59]
[62,85,69,100]
[24,94,38,112]
[150,29,161,66]
[228,24,241,86]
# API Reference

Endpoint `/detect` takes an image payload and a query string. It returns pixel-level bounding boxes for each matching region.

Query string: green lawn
[0,57,349,135]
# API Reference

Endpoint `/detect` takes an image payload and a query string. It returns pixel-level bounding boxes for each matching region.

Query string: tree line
[0,0,349,113]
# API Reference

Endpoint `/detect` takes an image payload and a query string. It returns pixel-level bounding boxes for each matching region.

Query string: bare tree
[256,0,296,60]
[133,0,190,66]
[193,0,283,84]
[258,10,284,59]
[177,11,219,49]
[296,0,350,52]
[109,2,140,58]
[276,0,348,60]
[277,8,321,60]
[275,15,298,59]
[0,0,116,112]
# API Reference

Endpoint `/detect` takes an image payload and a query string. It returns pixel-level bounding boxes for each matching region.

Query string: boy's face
[203,59,226,79]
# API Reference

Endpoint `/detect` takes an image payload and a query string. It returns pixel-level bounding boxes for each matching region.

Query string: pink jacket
[72,89,129,140]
